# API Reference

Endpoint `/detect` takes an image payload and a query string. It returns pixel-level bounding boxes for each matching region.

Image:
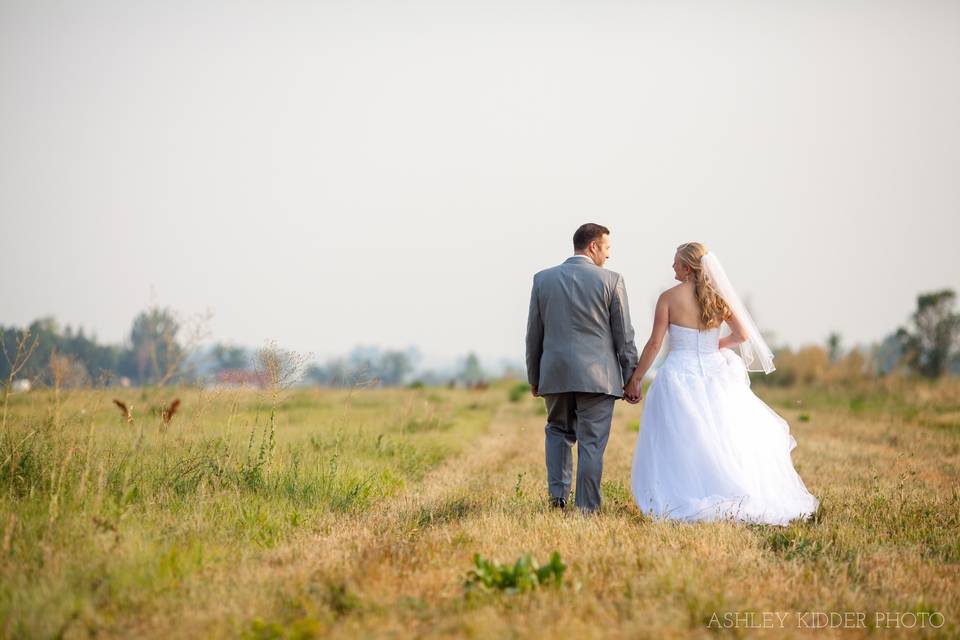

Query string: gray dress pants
[543,392,616,512]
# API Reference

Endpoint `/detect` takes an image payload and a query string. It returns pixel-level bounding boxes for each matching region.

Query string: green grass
[0,385,499,638]
[0,378,958,638]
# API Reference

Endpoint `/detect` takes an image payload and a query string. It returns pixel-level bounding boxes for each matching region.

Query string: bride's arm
[624,293,669,398]
[719,311,748,350]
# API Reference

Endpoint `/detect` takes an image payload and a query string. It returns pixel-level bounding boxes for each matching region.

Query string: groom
[525,223,640,513]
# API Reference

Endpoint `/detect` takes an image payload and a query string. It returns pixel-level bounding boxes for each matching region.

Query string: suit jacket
[525,256,639,397]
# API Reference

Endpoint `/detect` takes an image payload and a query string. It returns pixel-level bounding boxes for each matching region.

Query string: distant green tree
[61,325,121,383]
[307,358,352,386]
[1,324,38,382]
[896,289,960,378]
[1,318,122,386]
[874,333,904,375]
[210,343,249,372]
[826,332,842,363]
[461,352,485,386]
[304,347,418,388]
[0,317,71,384]
[378,350,414,386]
[127,307,184,385]
[23,317,60,381]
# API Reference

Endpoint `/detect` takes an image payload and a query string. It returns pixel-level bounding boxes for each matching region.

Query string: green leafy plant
[508,382,531,402]
[464,551,566,595]
[514,471,526,499]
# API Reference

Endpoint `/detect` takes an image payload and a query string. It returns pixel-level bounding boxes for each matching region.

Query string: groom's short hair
[573,223,610,251]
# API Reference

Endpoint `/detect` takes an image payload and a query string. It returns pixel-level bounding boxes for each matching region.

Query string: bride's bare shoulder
[662,282,693,298]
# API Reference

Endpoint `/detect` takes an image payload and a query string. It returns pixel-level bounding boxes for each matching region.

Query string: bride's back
[665,282,708,330]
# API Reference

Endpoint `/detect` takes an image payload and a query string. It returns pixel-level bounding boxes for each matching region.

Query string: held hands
[623,377,643,404]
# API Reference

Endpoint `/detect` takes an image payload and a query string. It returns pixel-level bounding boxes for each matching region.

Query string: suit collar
[564,255,596,266]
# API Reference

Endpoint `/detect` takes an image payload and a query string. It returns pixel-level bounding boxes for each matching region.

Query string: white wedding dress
[630,323,819,525]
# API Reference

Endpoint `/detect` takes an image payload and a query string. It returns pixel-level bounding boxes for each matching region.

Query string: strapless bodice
[668,324,720,353]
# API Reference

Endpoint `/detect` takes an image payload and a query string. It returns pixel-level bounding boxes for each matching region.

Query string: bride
[624,242,819,525]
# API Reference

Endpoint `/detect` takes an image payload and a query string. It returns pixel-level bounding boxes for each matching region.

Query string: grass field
[1,378,958,638]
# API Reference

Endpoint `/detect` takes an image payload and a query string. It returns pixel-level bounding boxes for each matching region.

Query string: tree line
[1,307,492,389]
[1,307,193,387]
[755,288,960,386]
[3,289,957,390]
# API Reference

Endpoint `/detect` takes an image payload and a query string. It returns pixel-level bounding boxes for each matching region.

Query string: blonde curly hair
[676,242,731,329]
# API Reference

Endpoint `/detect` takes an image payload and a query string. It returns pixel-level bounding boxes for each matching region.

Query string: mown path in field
[114,392,960,639]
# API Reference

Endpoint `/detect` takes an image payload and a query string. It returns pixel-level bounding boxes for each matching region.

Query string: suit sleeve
[610,274,640,384]
[525,277,543,387]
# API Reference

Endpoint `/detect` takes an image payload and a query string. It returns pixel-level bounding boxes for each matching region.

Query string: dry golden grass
[1,380,958,638]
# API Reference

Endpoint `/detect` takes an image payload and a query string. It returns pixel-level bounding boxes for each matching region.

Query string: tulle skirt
[630,348,819,525]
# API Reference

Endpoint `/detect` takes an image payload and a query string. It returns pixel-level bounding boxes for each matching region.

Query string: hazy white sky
[2,0,958,364]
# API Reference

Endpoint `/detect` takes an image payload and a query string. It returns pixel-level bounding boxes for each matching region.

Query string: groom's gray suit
[526,255,639,512]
